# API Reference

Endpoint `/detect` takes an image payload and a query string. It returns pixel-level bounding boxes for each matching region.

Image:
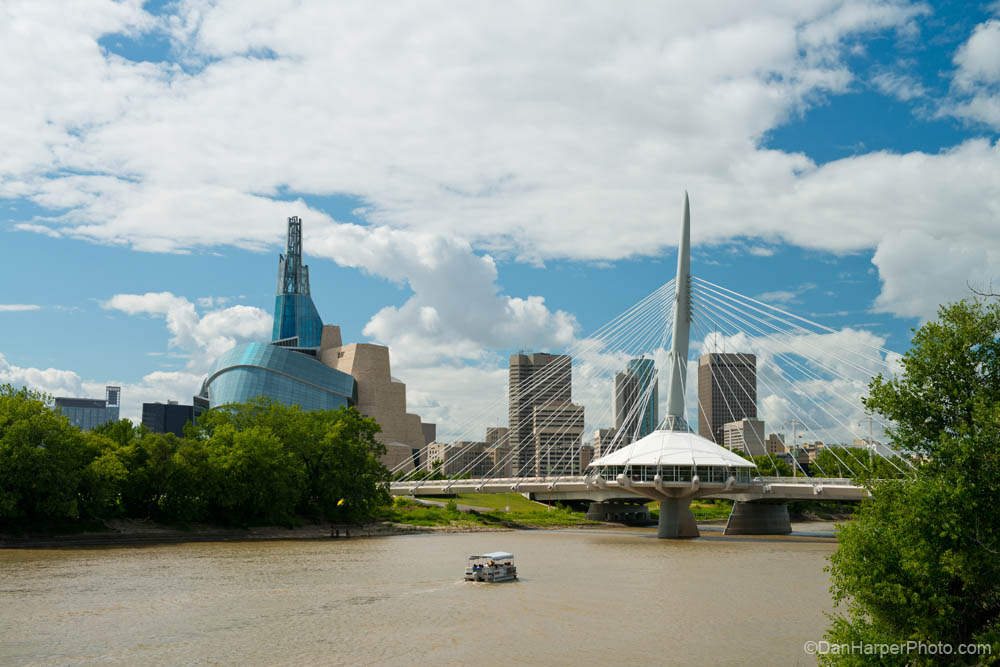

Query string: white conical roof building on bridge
[588,193,756,538]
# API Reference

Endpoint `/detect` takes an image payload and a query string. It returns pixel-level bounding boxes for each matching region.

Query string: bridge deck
[390,476,870,503]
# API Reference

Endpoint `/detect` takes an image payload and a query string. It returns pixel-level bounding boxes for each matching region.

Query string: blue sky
[1,1,998,434]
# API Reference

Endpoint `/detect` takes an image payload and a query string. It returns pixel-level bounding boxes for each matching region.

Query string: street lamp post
[784,420,804,478]
[859,414,875,472]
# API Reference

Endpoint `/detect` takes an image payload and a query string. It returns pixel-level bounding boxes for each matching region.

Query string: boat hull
[464,566,517,583]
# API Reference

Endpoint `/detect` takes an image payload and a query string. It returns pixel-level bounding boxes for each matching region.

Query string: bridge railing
[756,476,858,486]
[391,476,591,491]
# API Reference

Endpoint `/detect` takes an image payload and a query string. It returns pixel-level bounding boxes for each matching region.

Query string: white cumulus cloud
[103,291,273,370]
[0,304,42,312]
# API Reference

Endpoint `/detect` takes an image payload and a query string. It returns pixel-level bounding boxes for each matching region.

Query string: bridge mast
[663,192,691,431]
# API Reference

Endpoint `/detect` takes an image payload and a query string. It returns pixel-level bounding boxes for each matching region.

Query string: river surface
[0,526,836,666]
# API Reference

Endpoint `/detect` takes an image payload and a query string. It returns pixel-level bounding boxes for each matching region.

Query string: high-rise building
[200,217,431,471]
[593,427,617,459]
[53,385,120,431]
[697,352,756,444]
[429,441,493,477]
[142,401,195,437]
[722,418,766,457]
[105,386,121,420]
[508,353,571,474]
[613,358,658,441]
[421,423,437,447]
[485,427,512,477]
[766,433,787,456]
[612,372,637,438]
[485,426,509,447]
[532,401,585,476]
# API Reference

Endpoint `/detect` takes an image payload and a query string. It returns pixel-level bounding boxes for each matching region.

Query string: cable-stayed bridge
[389,193,910,538]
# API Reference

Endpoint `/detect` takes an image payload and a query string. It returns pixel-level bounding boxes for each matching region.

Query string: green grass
[415,493,546,512]
[647,498,734,522]
[382,497,598,528]
[495,507,601,528]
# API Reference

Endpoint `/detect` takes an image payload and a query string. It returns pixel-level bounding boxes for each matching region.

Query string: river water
[0,526,836,666]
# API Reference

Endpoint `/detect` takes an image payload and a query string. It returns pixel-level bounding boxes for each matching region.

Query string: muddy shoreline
[0,518,596,549]
[1,513,844,549]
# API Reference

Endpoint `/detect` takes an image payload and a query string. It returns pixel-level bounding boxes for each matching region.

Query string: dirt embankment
[0,519,434,549]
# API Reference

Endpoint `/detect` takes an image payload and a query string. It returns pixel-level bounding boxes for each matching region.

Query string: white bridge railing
[392,475,867,494]
[756,476,859,486]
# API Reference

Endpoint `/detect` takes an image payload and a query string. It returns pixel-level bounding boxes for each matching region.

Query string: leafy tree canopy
[194,398,389,521]
[1,389,391,530]
[0,384,89,522]
[824,299,1000,665]
[811,446,908,482]
[750,455,791,477]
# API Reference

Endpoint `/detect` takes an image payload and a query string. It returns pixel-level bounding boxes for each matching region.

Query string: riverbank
[0,519,634,549]
[2,494,849,548]
[0,519,419,548]
[0,515,843,548]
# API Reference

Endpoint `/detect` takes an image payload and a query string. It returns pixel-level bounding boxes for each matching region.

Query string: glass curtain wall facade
[53,398,116,431]
[626,358,658,438]
[204,343,356,412]
[272,293,323,347]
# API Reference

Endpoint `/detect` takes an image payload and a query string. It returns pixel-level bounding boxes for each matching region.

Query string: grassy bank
[415,493,545,512]
[647,499,734,522]
[382,497,600,529]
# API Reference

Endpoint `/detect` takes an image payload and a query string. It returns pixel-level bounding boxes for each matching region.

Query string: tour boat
[465,552,517,582]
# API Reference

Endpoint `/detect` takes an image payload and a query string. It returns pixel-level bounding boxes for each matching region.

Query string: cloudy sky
[1,0,998,436]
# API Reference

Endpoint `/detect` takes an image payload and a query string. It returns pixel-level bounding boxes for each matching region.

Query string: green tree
[194,398,389,521]
[117,432,202,521]
[203,424,303,524]
[159,437,211,522]
[750,455,791,477]
[824,299,1000,665]
[76,431,128,520]
[0,385,90,524]
[812,446,908,481]
[307,408,389,520]
[92,418,147,447]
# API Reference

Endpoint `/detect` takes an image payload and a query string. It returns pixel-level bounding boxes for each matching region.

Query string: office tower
[105,386,121,422]
[722,418,766,457]
[435,441,493,477]
[532,401,585,476]
[697,352,756,444]
[486,426,509,447]
[613,357,658,441]
[142,401,195,437]
[486,427,512,477]
[578,442,594,471]
[593,427,617,459]
[612,372,637,438]
[53,385,121,431]
[508,353,571,474]
[766,433,787,456]
[421,423,437,446]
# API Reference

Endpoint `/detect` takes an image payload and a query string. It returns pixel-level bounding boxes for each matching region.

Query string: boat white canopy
[589,429,755,468]
[469,552,514,560]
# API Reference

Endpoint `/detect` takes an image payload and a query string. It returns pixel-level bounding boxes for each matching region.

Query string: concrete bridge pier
[658,497,699,538]
[586,501,651,524]
[724,502,791,535]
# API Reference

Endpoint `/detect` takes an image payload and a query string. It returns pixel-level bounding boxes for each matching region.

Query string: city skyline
[2,2,998,433]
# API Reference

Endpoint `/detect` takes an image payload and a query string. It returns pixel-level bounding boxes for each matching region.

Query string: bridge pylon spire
[663,191,691,431]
